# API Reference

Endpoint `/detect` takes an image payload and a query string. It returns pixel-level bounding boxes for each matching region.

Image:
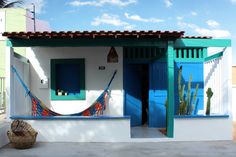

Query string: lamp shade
[107,47,118,63]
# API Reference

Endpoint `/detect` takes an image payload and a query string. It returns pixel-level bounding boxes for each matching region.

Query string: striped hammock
[11,66,117,116]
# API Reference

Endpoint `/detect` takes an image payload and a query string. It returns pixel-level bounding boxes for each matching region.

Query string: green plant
[206,88,213,115]
[177,66,199,115]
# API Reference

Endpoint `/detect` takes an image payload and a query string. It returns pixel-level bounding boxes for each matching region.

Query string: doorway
[124,63,149,127]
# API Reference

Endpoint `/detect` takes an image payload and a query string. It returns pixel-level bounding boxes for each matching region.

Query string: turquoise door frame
[167,41,174,137]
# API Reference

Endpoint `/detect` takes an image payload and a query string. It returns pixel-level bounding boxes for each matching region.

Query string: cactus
[206,88,213,115]
[186,74,192,114]
[178,66,183,102]
[177,66,199,115]
[189,84,199,114]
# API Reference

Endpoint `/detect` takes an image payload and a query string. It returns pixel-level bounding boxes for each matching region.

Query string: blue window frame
[51,59,85,100]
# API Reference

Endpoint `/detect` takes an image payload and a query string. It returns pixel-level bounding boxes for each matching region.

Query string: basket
[7,119,38,149]
[7,130,38,149]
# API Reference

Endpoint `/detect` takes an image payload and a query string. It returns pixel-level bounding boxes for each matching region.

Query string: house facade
[2,30,233,142]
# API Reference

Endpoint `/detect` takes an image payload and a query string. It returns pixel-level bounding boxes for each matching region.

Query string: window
[51,59,85,100]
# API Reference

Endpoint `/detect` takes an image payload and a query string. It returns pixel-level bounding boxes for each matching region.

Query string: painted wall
[174,62,204,115]
[0,8,50,78]
[24,47,123,116]
[24,119,130,142]
[0,122,9,147]
[4,9,26,32]
[174,118,232,141]
[0,8,27,77]
[233,88,236,121]
[0,41,6,76]
[26,12,51,32]
[11,58,30,116]
[149,61,167,128]
[204,47,232,116]
[232,66,236,85]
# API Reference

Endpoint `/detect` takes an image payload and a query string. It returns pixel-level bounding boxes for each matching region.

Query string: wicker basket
[7,130,38,149]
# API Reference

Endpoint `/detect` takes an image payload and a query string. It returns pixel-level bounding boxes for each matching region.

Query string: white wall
[174,118,232,141]
[11,58,31,116]
[26,47,123,116]
[25,119,130,142]
[204,47,232,115]
[0,122,10,147]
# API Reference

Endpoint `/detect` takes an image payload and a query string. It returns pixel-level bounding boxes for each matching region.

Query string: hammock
[11,66,117,116]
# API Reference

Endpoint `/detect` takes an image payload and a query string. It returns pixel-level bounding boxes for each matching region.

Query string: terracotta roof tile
[183,36,212,39]
[2,30,185,39]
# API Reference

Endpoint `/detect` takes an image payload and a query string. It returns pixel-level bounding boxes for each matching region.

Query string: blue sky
[24,0,236,62]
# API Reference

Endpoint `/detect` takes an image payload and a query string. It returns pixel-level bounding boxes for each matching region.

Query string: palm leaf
[2,0,23,8]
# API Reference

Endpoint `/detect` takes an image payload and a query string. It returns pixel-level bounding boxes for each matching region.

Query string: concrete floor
[0,141,236,157]
[131,127,166,138]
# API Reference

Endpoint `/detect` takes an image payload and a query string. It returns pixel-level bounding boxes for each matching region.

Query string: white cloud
[195,28,230,38]
[164,0,172,8]
[91,13,135,29]
[68,1,98,6]
[231,0,236,4]
[22,0,46,14]
[68,0,137,7]
[176,16,183,20]
[177,21,230,38]
[124,13,164,23]
[206,20,219,28]
[191,11,197,16]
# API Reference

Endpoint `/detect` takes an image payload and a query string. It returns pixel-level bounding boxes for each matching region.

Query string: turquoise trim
[203,48,207,58]
[7,38,231,48]
[174,48,205,62]
[167,41,174,138]
[51,58,85,100]
[6,38,167,47]
[174,115,229,119]
[10,115,130,120]
[204,51,224,62]
[174,58,204,62]
[175,39,231,48]
[6,40,13,47]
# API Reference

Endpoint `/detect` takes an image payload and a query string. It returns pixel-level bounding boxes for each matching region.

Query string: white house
[1,30,233,143]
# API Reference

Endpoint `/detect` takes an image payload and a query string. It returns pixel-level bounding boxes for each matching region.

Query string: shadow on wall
[204,59,219,85]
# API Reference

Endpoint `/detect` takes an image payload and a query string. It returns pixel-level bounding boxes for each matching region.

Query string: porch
[2,30,233,142]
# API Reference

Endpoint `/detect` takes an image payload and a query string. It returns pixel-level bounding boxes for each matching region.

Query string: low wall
[174,116,232,141]
[15,117,130,142]
[0,122,10,147]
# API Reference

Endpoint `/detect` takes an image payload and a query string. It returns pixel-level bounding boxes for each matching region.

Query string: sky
[21,0,236,62]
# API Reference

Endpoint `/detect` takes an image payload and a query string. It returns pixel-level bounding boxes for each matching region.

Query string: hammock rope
[11,66,117,116]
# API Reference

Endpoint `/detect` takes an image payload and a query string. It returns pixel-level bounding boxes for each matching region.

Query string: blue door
[149,61,167,128]
[124,64,142,126]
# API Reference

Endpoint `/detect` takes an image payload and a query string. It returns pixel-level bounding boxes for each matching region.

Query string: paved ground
[0,141,236,157]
